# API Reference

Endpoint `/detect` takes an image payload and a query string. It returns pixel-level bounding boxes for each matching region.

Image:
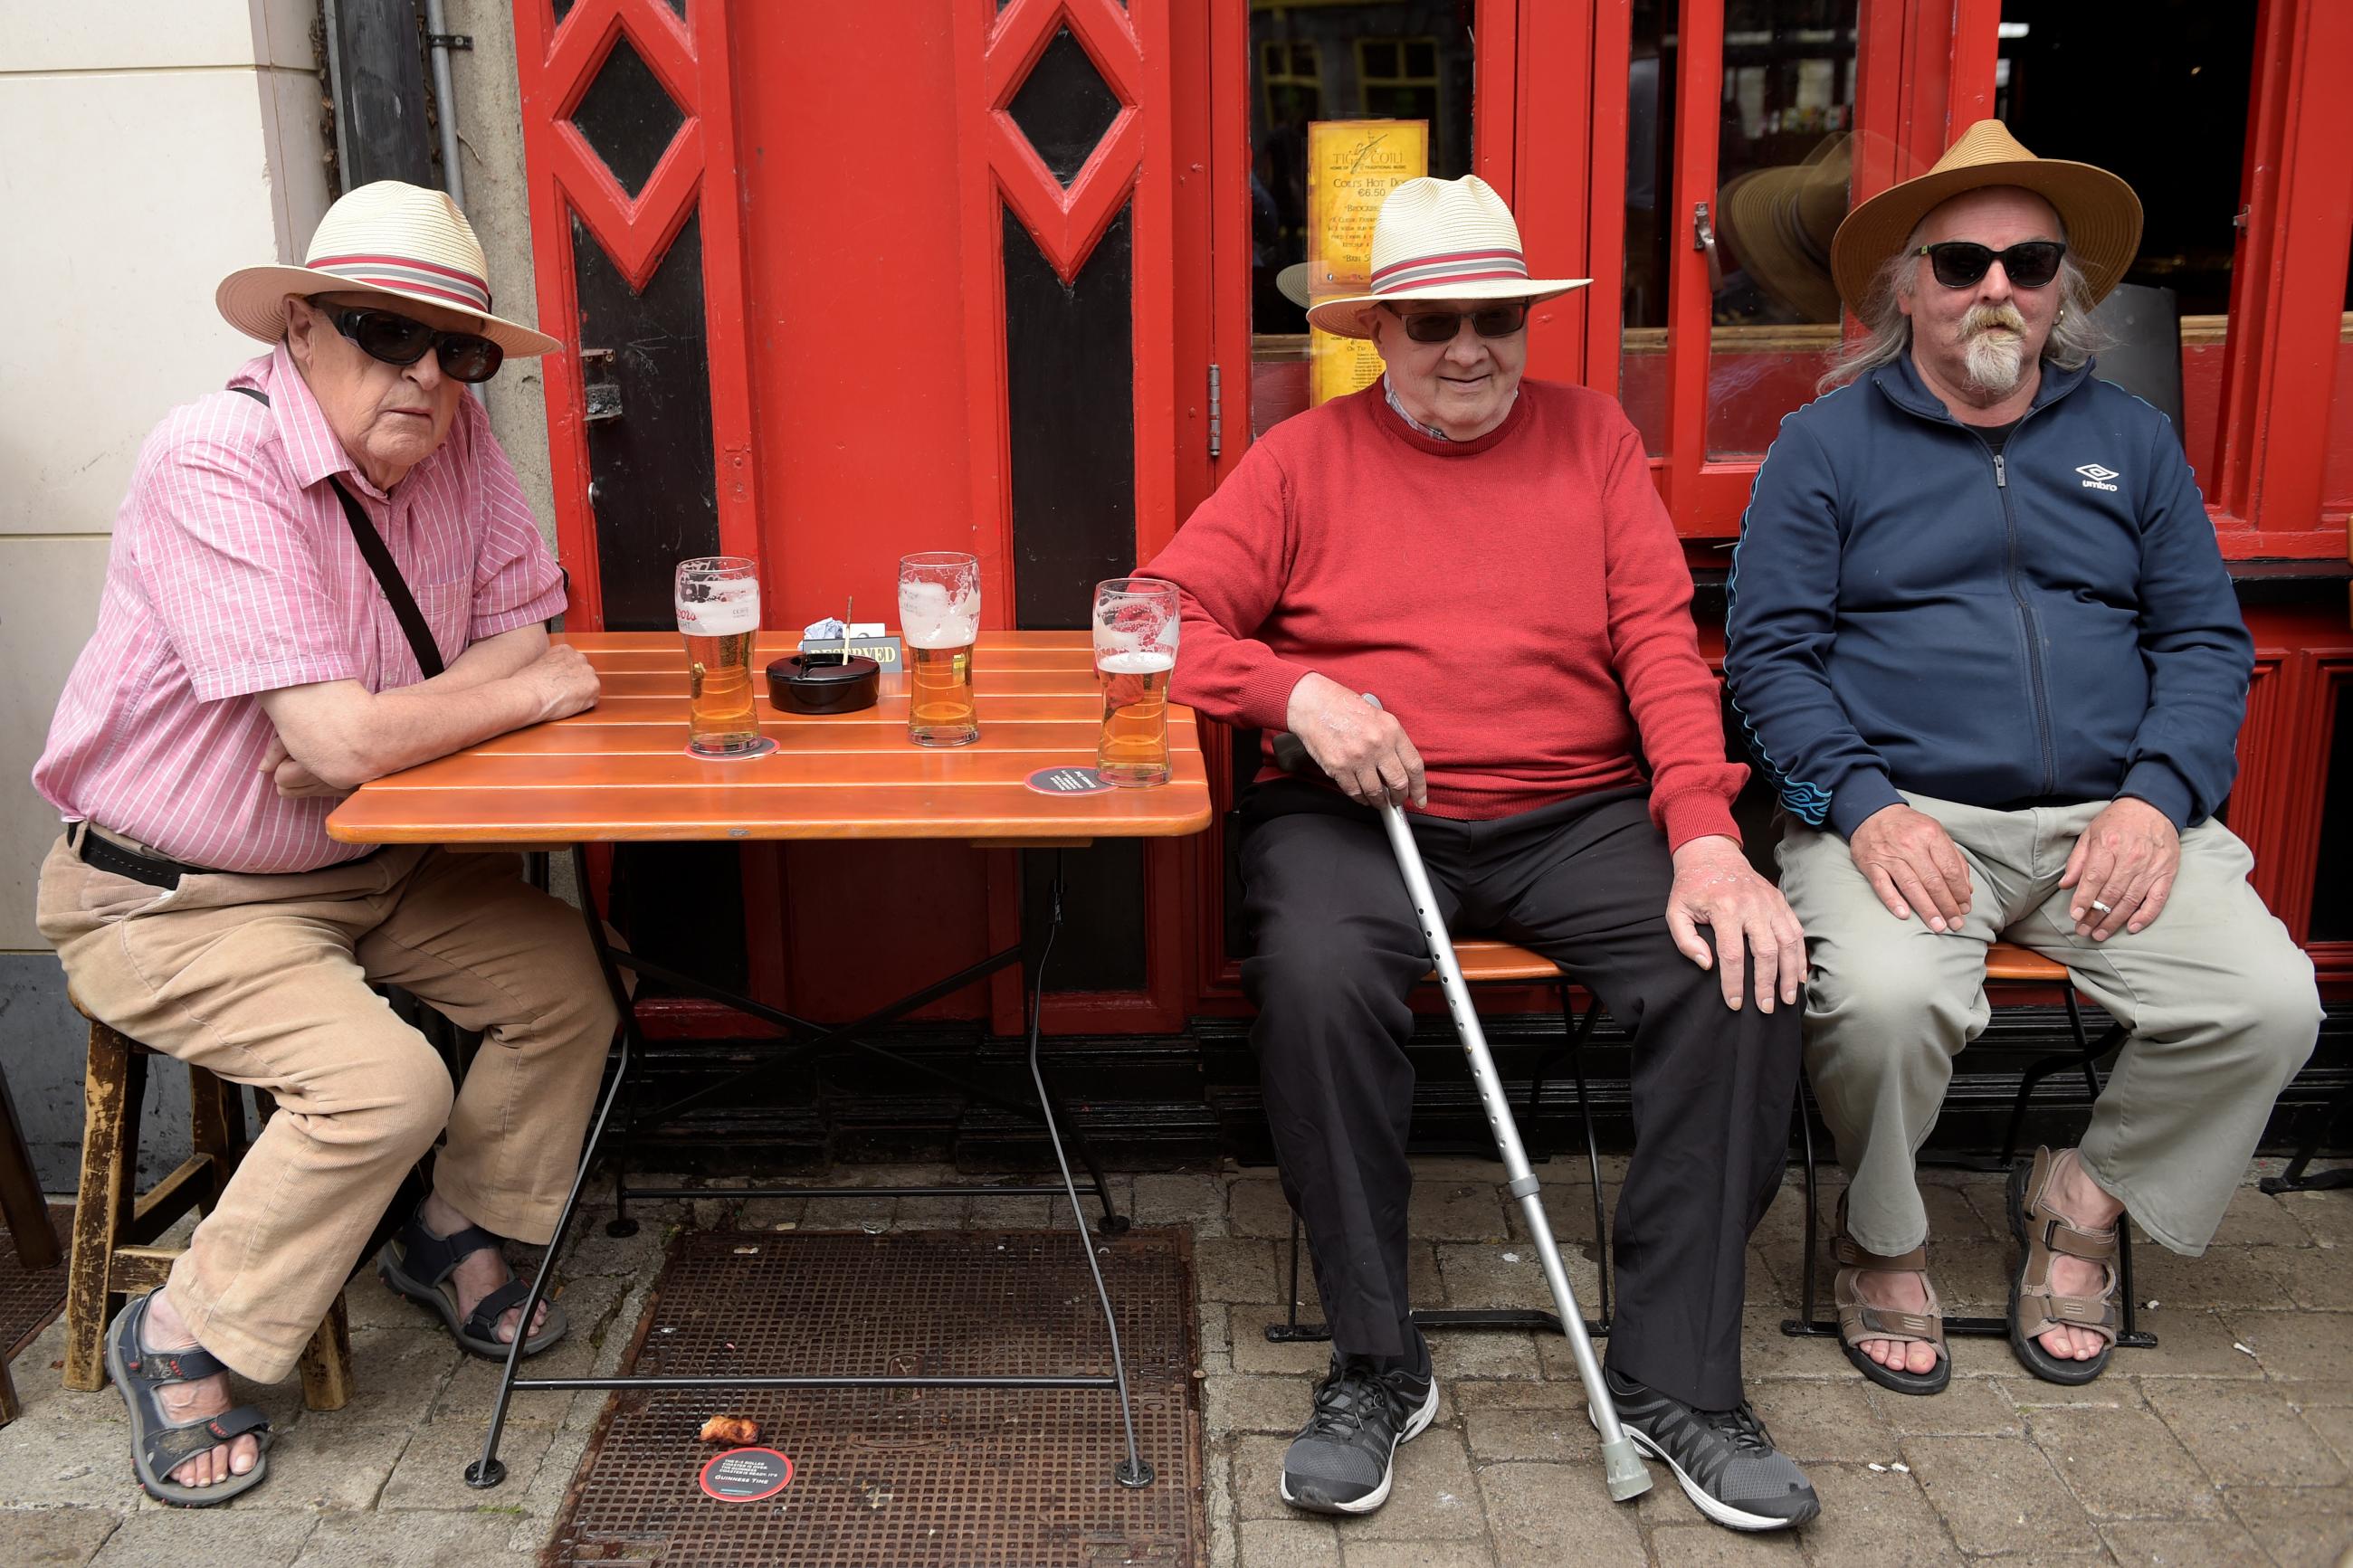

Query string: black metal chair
[1783,941,2157,1350]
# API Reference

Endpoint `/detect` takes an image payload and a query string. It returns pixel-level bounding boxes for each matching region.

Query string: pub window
[1997,0,2256,498]
[2329,245,2353,515]
[1620,0,1862,478]
[1245,3,1476,432]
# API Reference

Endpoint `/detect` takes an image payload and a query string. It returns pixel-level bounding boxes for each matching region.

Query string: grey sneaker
[1599,1367,1818,1531]
[1279,1343,1439,1515]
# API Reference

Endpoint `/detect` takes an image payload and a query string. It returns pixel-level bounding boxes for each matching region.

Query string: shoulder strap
[231,383,445,679]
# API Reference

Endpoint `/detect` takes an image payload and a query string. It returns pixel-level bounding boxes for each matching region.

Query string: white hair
[1819,224,2106,394]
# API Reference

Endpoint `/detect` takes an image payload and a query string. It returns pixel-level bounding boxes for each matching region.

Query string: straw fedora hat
[1719,133,1852,324]
[216,181,561,357]
[1829,119,2142,315]
[1304,176,1588,340]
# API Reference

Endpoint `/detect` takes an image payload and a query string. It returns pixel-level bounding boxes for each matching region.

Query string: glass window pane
[2328,261,2353,514]
[1620,0,1674,454]
[1702,0,1861,458]
[1247,4,1476,437]
[2307,684,2353,943]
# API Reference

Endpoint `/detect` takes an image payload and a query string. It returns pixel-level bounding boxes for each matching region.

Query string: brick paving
[1,1159,2346,1566]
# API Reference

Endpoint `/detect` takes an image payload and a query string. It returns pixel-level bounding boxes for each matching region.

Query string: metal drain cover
[544,1228,1202,1567]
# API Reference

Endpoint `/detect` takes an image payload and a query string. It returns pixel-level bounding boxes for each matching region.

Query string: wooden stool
[62,1005,353,1409]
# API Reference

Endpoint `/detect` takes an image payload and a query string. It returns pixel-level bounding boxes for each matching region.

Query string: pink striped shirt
[33,345,567,872]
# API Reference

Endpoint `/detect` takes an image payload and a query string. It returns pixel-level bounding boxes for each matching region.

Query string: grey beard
[1963,328,2026,395]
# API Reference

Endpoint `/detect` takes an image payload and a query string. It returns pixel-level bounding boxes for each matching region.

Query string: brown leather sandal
[2005,1146,2121,1385]
[1832,1193,1950,1395]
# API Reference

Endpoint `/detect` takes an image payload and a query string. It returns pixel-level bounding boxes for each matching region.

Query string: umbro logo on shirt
[2076,462,2121,492]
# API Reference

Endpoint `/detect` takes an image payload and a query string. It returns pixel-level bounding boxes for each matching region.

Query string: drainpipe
[422,0,467,211]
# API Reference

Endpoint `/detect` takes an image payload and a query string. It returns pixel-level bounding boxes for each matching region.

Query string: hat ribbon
[1369,246,1530,294]
[305,252,492,314]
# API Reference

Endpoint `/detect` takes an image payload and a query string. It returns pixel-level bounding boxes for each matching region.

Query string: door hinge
[1208,363,1223,461]
[580,348,623,423]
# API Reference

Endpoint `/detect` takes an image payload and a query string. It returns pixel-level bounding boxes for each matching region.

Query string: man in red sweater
[1144,177,1814,1533]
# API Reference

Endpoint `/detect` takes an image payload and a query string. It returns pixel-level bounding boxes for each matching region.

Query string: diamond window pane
[567,32,687,198]
[1005,25,1123,188]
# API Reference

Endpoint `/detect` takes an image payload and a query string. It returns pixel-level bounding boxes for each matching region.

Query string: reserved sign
[797,635,903,668]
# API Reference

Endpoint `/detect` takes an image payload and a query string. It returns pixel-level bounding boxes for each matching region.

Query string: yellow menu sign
[1305,119,1428,405]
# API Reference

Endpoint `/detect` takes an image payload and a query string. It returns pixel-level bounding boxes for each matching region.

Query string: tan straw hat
[1304,176,1589,340]
[1719,134,1852,323]
[1829,119,2142,315]
[216,181,561,357]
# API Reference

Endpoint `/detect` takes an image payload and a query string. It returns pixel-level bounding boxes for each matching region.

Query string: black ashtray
[767,653,881,714]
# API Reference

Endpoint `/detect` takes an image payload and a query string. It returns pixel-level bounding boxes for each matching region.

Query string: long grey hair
[1818,228,2106,394]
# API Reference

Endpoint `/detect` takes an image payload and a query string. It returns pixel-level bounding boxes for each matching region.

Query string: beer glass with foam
[674,556,762,756]
[1092,577,1180,787]
[899,552,981,746]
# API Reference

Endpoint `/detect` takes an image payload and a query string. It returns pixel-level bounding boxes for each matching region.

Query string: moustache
[1962,305,2028,337]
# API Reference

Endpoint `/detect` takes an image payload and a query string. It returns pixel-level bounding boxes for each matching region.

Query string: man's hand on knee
[1285,673,1426,810]
[1849,804,1974,933]
[1666,834,1805,1012]
[2060,797,2179,940]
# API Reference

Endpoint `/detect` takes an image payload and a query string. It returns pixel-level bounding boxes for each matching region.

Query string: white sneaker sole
[1280,1377,1440,1516]
[1621,1423,1811,1533]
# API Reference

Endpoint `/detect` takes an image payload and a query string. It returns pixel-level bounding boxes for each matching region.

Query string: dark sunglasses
[1915,240,2068,290]
[1386,301,1529,343]
[322,305,504,383]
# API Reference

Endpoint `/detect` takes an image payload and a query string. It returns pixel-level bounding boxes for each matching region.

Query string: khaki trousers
[1777,794,2318,1259]
[37,834,618,1382]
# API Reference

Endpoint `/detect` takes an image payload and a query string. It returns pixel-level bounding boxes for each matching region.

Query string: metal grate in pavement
[545,1228,1202,1567]
[1,1203,70,1360]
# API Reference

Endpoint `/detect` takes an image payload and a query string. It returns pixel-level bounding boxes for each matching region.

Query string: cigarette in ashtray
[699,1413,761,1446]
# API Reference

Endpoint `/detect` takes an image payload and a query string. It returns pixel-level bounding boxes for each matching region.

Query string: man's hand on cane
[1666,836,1806,1013]
[1286,672,1427,810]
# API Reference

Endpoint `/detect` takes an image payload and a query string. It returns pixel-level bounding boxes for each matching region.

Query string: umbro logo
[2076,462,2120,491]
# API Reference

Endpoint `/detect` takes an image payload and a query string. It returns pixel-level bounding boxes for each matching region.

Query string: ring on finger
[2089,899,2113,915]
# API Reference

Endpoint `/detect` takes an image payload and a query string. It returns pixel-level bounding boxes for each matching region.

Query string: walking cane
[1273,698,1652,1503]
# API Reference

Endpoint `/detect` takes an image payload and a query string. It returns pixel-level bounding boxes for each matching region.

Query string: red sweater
[1143,379,1745,848]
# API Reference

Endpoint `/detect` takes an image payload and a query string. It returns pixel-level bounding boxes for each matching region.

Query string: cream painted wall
[0,0,329,952]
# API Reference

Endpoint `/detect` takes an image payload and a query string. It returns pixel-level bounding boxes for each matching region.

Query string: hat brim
[1829,159,2142,315]
[215,265,563,357]
[1718,164,1844,324]
[1304,277,1592,340]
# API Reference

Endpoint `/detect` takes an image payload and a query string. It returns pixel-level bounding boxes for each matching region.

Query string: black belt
[71,827,214,890]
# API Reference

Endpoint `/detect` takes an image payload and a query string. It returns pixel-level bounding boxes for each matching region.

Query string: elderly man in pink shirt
[32,183,617,1506]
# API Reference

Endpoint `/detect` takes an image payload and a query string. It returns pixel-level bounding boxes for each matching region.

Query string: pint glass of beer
[899,552,981,746]
[674,556,763,756]
[1092,577,1180,787]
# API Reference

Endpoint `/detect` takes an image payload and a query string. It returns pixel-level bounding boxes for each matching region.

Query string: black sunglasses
[1386,301,1529,343]
[1915,240,2068,290]
[322,305,505,383]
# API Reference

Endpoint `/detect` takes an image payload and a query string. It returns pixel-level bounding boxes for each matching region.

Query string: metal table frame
[464,845,1155,1491]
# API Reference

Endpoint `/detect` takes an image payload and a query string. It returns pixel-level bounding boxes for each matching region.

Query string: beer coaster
[1025,765,1112,794]
[697,1446,795,1502]
[682,737,777,761]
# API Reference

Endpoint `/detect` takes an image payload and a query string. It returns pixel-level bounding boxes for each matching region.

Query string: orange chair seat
[1441,939,1565,984]
[1984,940,2071,984]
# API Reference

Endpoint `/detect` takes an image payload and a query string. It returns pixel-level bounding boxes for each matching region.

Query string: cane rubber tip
[1601,1439,1651,1501]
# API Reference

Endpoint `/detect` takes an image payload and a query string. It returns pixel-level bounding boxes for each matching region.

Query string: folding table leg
[1027,853,1153,1487]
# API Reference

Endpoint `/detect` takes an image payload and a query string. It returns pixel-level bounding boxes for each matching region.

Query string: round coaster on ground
[698,1447,794,1502]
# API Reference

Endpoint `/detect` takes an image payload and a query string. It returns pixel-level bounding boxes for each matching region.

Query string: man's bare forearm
[258,641,597,789]
[408,623,548,695]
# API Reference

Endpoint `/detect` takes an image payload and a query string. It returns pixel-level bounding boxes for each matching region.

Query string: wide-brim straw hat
[1303,176,1589,340]
[1719,133,1851,324]
[1829,119,2142,315]
[216,180,561,357]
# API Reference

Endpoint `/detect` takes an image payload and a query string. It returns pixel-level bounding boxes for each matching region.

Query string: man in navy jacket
[1726,122,2317,1398]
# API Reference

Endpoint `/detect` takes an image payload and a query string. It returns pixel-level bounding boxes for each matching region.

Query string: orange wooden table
[328,630,1205,1493]
[325,630,1211,849]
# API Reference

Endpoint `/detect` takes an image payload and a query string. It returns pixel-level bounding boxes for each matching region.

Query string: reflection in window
[1622,0,1860,456]
[1247,2,1475,435]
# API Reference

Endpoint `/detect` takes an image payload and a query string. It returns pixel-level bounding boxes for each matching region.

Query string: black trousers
[1239,780,1799,1411]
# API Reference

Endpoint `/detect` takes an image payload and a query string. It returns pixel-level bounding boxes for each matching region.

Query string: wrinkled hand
[2060,797,2179,939]
[258,736,345,800]
[1667,834,1805,1012]
[1284,673,1424,809]
[524,642,602,724]
[1850,803,1974,933]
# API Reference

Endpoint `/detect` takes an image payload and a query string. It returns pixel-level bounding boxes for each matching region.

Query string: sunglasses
[1386,301,1529,343]
[1915,240,2068,290]
[322,305,505,384]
